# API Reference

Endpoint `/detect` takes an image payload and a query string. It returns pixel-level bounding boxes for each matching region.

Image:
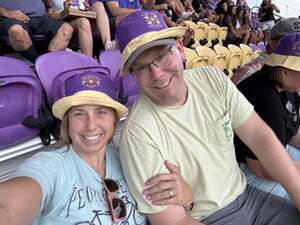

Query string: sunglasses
[103,178,127,223]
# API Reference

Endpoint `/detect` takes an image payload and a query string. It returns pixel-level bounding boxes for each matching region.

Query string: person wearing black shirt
[235,32,300,199]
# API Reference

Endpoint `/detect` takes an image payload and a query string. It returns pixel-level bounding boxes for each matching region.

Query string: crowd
[1,0,300,225]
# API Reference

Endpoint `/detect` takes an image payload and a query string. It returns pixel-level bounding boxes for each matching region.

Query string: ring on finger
[169,191,174,197]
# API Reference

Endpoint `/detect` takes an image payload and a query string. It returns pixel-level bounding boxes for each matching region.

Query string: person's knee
[92,1,105,10]
[8,24,32,50]
[77,18,92,33]
[56,22,74,41]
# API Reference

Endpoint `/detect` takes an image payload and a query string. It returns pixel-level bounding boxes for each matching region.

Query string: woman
[235,32,300,199]
[258,0,280,42]
[0,72,193,225]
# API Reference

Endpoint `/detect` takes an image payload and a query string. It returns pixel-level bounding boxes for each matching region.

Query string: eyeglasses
[103,178,127,223]
[130,45,173,76]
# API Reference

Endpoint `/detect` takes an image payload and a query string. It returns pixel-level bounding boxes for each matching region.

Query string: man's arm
[106,1,138,17]
[234,111,300,210]
[147,205,204,225]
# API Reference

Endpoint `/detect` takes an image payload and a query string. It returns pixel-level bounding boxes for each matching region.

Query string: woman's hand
[143,160,193,209]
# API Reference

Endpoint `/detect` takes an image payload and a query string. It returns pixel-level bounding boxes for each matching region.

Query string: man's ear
[175,39,186,62]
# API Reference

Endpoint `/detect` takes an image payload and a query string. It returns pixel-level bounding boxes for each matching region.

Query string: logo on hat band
[81,74,101,88]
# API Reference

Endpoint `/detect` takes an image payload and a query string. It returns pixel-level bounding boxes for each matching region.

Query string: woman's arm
[0,177,42,225]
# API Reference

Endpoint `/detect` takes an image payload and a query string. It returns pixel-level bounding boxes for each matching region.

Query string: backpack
[0,56,42,149]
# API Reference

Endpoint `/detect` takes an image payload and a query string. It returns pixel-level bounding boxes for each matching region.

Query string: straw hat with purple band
[115,10,187,75]
[52,72,128,120]
[265,32,300,72]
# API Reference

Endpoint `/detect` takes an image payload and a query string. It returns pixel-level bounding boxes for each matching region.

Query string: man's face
[130,41,188,106]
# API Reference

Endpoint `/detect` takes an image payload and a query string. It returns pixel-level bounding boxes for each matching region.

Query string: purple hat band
[274,32,300,56]
[64,73,117,100]
[115,10,168,53]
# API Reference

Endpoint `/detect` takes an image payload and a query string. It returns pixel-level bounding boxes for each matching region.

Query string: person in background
[258,0,280,42]
[0,72,193,225]
[0,0,73,62]
[49,0,93,56]
[231,17,300,85]
[235,32,300,199]
[116,9,300,225]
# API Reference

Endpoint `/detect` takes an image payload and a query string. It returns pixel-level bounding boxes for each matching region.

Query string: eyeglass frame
[102,178,127,223]
[129,45,174,76]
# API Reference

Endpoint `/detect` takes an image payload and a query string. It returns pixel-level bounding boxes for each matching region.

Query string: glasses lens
[104,179,119,192]
[112,198,127,219]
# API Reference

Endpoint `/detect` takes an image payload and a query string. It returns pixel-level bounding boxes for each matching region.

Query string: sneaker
[105,40,117,50]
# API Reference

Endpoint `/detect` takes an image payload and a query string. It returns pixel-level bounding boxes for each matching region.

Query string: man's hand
[6,10,29,23]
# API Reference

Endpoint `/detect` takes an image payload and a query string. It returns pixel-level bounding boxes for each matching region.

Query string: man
[116,10,300,224]
[231,17,300,85]
[0,0,73,62]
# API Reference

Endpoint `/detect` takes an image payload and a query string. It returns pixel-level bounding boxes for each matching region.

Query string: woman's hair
[264,65,285,88]
[56,107,118,148]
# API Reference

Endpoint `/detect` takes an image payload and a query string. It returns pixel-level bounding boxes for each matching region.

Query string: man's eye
[135,65,147,72]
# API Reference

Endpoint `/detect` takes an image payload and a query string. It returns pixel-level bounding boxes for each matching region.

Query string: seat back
[117,72,140,108]
[0,56,42,149]
[99,49,122,81]
[183,47,198,69]
[227,44,243,77]
[194,45,216,67]
[213,45,230,73]
[218,27,228,46]
[35,51,100,104]
[239,43,253,66]
[194,22,209,47]
[206,23,220,47]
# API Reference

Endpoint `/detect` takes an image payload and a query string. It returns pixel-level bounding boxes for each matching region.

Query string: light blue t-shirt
[14,144,146,225]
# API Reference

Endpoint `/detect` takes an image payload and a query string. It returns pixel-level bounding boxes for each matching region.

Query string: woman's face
[68,105,116,156]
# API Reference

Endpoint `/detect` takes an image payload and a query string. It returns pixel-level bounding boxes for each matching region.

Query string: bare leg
[69,18,93,56]
[48,22,74,51]
[8,24,32,51]
[91,1,111,46]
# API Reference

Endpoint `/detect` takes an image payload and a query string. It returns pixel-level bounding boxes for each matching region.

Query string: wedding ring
[169,191,173,197]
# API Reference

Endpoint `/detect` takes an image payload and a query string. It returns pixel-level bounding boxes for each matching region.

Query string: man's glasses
[103,178,127,223]
[130,45,173,76]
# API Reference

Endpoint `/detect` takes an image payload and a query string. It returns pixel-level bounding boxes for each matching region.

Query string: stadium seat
[99,49,122,81]
[35,51,102,104]
[183,47,199,69]
[0,56,42,149]
[227,44,243,78]
[218,27,228,46]
[206,23,220,47]
[194,21,209,47]
[239,43,253,66]
[213,45,230,75]
[193,45,216,67]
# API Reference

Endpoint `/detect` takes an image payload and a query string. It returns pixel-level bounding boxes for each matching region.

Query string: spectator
[235,32,300,199]
[231,17,300,85]
[0,0,73,62]
[115,10,300,225]
[49,0,93,56]
[0,71,193,225]
[258,0,280,42]
[223,4,250,44]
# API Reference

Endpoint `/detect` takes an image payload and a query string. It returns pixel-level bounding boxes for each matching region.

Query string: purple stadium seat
[249,43,260,51]
[257,42,266,53]
[99,49,122,81]
[118,73,140,108]
[35,51,101,104]
[0,56,42,149]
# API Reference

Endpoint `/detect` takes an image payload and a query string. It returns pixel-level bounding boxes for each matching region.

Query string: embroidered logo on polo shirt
[222,120,233,141]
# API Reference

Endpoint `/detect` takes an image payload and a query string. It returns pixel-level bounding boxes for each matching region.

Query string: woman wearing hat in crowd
[235,32,300,199]
[0,72,193,225]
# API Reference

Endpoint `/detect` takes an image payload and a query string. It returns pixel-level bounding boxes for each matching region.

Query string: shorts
[260,20,275,31]
[0,16,63,46]
[200,185,300,225]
